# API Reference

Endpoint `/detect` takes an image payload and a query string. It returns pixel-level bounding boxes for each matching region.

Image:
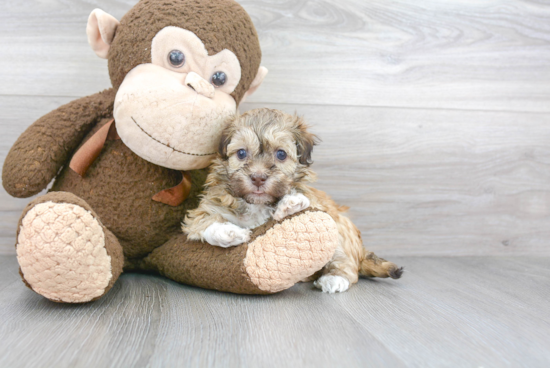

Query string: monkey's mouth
[131,116,216,157]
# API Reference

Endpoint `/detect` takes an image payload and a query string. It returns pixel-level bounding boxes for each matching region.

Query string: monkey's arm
[2,89,115,198]
[138,209,339,294]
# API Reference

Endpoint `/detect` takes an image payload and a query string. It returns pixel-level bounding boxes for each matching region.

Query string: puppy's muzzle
[250,173,267,188]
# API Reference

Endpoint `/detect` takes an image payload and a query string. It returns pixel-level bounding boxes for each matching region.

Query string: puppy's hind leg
[332,215,403,281]
[313,214,403,293]
[314,248,358,293]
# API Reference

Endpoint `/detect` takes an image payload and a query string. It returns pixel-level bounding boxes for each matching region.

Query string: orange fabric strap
[69,119,191,207]
[69,119,119,177]
[152,171,193,207]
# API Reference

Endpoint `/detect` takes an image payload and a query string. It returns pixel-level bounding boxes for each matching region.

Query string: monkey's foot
[244,209,338,293]
[16,192,123,303]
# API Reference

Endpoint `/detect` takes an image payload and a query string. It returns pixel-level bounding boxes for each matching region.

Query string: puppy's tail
[359,252,403,279]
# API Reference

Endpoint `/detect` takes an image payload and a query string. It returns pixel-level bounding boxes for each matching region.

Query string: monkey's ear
[240,66,268,104]
[86,9,120,59]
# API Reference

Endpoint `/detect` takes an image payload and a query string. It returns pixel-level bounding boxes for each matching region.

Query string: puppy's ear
[218,115,239,159]
[293,116,319,166]
[218,128,232,160]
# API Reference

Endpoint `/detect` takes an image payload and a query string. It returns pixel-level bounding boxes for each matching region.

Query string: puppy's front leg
[273,193,310,221]
[184,212,251,248]
[202,222,251,248]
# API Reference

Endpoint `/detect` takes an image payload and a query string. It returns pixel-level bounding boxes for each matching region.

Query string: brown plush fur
[3,0,262,259]
[3,93,208,260]
[2,89,116,198]
[183,108,403,288]
[109,0,261,104]
[3,0,302,298]
[52,117,209,259]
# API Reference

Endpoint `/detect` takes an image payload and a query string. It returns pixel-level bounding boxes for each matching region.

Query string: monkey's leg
[136,209,338,294]
[16,192,124,303]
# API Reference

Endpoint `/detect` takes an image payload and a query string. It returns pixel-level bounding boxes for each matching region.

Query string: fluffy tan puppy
[183,108,402,293]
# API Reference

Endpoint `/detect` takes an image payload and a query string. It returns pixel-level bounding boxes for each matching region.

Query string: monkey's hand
[2,89,115,198]
[273,193,310,221]
[202,222,251,248]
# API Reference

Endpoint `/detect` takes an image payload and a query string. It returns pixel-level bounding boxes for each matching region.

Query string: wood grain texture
[241,102,550,257]
[1,1,550,367]
[0,255,548,368]
[4,95,550,256]
[1,0,550,112]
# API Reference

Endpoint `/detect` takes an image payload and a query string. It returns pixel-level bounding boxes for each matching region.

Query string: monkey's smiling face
[86,1,268,171]
[114,27,243,170]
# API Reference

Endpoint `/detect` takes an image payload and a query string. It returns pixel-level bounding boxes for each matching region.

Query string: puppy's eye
[237,149,247,160]
[168,50,185,67]
[211,71,227,87]
[276,149,287,161]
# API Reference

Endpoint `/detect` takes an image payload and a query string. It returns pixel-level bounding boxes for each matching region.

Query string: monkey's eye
[237,149,247,160]
[276,149,287,161]
[211,71,227,87]
[168,50,185,67]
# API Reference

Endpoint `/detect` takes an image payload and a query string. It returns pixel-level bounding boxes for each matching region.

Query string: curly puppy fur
[183,108,402,292]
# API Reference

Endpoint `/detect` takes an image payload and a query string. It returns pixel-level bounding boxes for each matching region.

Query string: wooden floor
[1,0,550,367]
[0,255,549,368]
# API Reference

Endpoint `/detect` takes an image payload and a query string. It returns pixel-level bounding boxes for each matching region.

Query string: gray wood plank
[0,255,548,368]
[2,0,549,366]
[333,256,550,368]
[2,96,550,256]
[1,0,549,112]
[0,255,404,368]
[145,279,406,368]
[242,102,550,257]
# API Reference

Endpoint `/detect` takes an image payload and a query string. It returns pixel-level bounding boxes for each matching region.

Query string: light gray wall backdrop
[1,0,550,256]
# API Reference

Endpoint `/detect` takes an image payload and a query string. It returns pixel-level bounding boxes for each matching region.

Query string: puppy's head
[215,108,318,205]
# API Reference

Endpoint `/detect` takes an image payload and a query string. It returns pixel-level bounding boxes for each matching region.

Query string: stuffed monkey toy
[2,0,340,303]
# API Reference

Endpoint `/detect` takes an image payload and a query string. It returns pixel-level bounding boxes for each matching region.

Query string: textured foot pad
[16,201,112,303]
[244,211,338,293]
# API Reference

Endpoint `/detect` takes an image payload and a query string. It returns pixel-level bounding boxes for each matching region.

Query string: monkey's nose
[184,72,215,99]
[250,173,267,187]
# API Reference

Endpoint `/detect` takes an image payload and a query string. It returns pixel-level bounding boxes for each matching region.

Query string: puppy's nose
[250,173,267,187]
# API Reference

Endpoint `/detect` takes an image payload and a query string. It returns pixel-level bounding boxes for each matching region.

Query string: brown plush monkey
[2,0,339,303]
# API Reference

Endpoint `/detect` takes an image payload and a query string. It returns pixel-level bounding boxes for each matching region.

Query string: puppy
[182,108,402,293]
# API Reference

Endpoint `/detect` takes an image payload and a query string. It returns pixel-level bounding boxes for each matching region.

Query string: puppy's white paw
[314,275,350,294]
[273,193,310,221]
[202,222,251,248]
